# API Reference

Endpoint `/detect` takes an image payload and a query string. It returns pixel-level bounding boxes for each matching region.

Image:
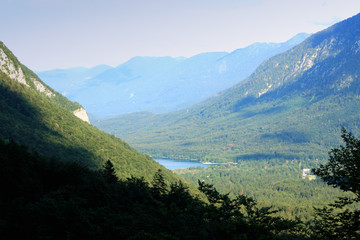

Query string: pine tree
[102,160,118,184]
[312,127,360,239]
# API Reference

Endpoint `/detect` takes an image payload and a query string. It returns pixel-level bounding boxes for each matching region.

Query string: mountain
[0,41,179,182]
[38,33,309,119]
[95,14,360,162]
[36,64,112,97]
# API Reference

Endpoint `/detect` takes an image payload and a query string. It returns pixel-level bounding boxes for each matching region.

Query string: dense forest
[175,157,357,222]
[0,139,299,239]
[1,128,359,239]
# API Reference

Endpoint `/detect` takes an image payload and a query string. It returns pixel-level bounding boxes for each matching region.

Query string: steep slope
[212,33,311,86]
[39,34,309,119]
[0,41,178,182]
[0,42,90,123]
[95,14,360,162]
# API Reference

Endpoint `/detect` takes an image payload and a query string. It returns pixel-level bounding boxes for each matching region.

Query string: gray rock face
[73,107,90,123]
[0,48,28,86]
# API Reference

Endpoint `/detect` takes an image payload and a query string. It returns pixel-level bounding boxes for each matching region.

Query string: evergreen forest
[1,130,359,239]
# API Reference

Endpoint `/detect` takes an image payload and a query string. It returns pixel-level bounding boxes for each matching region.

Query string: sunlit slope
[96,13,360,162]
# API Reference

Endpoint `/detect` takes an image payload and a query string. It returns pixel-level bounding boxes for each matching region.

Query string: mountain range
[95,14,360,163]
[38,33,310,119]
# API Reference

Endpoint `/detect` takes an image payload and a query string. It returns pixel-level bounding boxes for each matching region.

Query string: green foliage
[312,207,360,240]
[311,128,360,239]
[197,181,300,239]
[175,159,356,222]
[313,127,360,196]
[152,169,168,196]
[0,42,183,184]
[0,140,301,239]
[0,41,81,112]
[102,160,119,184]
[22,64,82,111]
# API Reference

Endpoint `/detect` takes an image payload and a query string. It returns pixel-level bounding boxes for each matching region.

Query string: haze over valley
[38,33,309,119]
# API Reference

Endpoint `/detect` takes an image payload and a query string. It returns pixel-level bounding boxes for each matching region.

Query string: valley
[95,14,360,164]
[92,13,360,232]
[1,6,360,239]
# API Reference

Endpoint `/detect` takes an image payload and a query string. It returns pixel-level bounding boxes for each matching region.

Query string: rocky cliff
[73,107,90,123]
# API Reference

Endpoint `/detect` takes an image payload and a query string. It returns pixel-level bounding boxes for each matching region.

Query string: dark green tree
[312,127,360,239]
[198,181,300,239]
[151,169,168,196]
[102,160,119,184]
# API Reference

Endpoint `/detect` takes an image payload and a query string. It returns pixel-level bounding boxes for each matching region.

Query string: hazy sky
[1,0,360,70]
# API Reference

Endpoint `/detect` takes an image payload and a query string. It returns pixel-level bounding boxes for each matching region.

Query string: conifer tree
[312,127,360,239]
[102,160,118,184]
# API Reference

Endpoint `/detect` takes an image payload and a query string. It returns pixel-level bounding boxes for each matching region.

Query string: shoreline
[153,158,236,166]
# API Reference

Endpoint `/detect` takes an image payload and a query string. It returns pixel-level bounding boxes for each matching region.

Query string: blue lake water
[154,158,209,170]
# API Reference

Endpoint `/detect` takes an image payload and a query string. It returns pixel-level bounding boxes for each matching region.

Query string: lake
[154,158,209,170]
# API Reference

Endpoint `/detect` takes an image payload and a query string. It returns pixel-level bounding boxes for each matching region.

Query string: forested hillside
[96,13,360,163]
[0,41,179,183]
[0,140,302,239]
[1,130,358,239]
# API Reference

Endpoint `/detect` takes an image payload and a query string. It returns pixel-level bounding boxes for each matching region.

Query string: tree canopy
[312,127,360,239]
[0,139,301,239]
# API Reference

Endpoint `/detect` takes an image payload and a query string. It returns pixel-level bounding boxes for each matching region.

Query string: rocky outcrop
[0,48,28,86]
[1,43,91,124]
[73,107,90,123]
[32,78,55,97]
[0,47,56,98]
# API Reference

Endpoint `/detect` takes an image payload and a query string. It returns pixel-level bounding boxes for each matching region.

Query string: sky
[1,0,360,71]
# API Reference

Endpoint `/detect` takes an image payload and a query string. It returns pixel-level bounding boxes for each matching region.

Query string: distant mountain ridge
[38,33,310,119]
[94,14,360,162]
[36,65,112,97]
